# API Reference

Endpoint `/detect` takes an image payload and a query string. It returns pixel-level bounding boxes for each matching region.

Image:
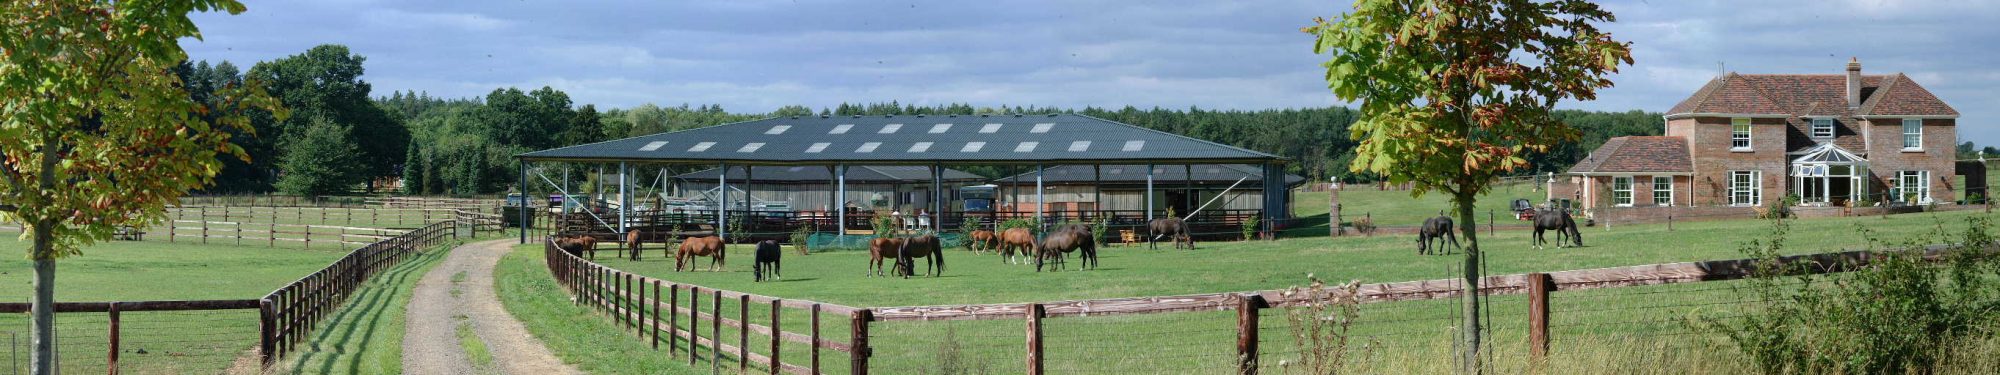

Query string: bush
[1695,215,2000,374]
[1242,215,1261,241]
[789,226,811,255]
[1278,275,1369,374]
[998,218,1039,235]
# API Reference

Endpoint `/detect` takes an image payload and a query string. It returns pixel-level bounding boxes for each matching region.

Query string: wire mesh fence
[0,308,259,375]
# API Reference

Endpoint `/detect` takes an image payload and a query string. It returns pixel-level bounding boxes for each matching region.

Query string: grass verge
[280,241,451,374]
[494,242,710,374]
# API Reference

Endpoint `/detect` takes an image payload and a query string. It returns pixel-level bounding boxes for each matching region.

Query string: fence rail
[257,220,455,367]
[543,234,1979,373]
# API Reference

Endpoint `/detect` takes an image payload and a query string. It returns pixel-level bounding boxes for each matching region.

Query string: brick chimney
[1846,57,1862,110]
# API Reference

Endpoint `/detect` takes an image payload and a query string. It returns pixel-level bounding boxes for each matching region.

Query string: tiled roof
[1666,72,1956,117]
[1567,136,1692,174]
[1863,74,1960,116]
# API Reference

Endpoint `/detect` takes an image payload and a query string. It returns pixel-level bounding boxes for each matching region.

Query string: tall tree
[559,104,604,146]
[248,44,407,189]
[275,119,364,195]
[0,2,277,374]
[1306,1,1631,373]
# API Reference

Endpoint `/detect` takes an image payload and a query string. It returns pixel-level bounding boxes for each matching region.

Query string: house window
[1731,118,1752,150]
[1730,170,1762,206]
[1653,176,1674,206]
[1811,118,1834,138]
[1894,170,1931,203]
[1612,177,1633,207]
[1902,119,1923,150]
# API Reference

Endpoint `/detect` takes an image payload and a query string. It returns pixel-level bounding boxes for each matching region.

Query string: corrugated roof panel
[1068,140,1091,152]
[908,142,933,153]
[830,124,853,134]
[805,142,830,153]
[738,142,765,153]
[878,124,902,134]
[979,123,1002,133]
[765,125,791,135]
[962,142,985,152]
[929,123,952,133]
[856,142,881,153]
[1031,123,1054,133]
[1123,140,1145,152]
[689,142,716,152]
[1014,142,1038,152]
[639,141,668,151]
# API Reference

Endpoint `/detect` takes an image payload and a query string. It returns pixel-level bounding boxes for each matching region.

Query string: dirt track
[403,239,579,374]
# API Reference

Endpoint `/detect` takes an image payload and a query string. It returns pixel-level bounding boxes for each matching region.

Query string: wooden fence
[160,220,407,249]
[168,205,460,228]
[0,300,262,374]
[543,236,1972,374]
[258,220,456,367]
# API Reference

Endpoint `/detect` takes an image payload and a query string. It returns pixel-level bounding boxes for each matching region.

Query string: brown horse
[998,228,1037,265]
[553,235,597,257]
[868,237,905,277]
[964,229,1000,254]
[895,234,945,278]
[1149,218,1194,250]
[1036,230,1097,272]
[625,229,679,261]
[675,236,726,272]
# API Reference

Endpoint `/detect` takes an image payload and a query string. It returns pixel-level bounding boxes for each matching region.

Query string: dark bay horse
[753,240,782,282]
[894,234,945,278]
[1037,229,1098,272]
[554,235,596,257]
[1148,218,1194,250]
[1418,215,1459,255]
[1532,209,1583,249]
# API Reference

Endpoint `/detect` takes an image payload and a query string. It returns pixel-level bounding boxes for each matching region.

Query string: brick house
[1555,59,1960,211]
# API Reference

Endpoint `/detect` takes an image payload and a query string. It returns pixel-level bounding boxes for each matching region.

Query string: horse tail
[934,241,946,276]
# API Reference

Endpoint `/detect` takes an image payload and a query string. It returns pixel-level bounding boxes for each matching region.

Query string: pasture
[499,206,2000,373]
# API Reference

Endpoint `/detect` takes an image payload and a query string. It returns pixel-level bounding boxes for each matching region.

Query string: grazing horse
[997,228,1037,265]
[675,236,727,272]
[867,237,905,277]
[1148,218,1194,250]
[894,234,946,278]
[753,240,782,282]
[1417,215,1460,255]
[964,229,1000,254]
[624,229,677,261]
[1036,230,1097,272]
[1531,209,1584,249]
[553,235,596,257]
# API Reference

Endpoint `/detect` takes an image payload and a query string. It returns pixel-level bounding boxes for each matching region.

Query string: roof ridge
[1860,73,1903,115]
[1671,75,1726,114]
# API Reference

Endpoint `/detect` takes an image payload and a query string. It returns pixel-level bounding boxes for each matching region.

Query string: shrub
[1278,275,1369,374]
[871,212,897,239]
[789,226,811,255]
[1242,215,1261,241]
[998,218,1039,236]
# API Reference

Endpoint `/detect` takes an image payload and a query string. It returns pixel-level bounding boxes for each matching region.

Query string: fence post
[653,280,662,350]
[1026,303,1045,375]
[689,287,700,366]
[259,298,274,367]
[712,289,722,374]
[739,293,750,372]
[109,302,121,375]
[1528,272,1552,365]
[811,303,822,374]
[1488,210,1495,236]
[671,284,681,358]
[770,299,782,375]
[851,309,873,375]
[1236,294,1267,374]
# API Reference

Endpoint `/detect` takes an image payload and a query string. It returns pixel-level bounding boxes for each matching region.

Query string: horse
[867,237,905,277]
[1148,218,1194,250]
[674,236,726,272]
[997,228,1037,265]
[894,234,945,278]
[1531,209,1584,249]
[964,229,1000,254]
[1417,215,1460,255]
[553,235,596,257]
[1036,230,1097,272]
[753,240,782,282]
[624,229,677,261]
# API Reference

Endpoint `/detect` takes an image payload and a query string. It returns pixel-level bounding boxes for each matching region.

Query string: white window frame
[1731,118,1753,151]
[1653,176,1674,206]
[1810,118,1834,139]
[1902,119,1923,150]
[1612,176,1633,207]
[1895,170,1931,204]
[1730,170,1762,206]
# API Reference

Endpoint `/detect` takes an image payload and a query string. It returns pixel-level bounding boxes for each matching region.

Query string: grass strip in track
[281,241,451,374]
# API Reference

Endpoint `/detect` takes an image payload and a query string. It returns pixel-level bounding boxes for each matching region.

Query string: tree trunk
[31,221,55,375]
[1454,193,1483,375]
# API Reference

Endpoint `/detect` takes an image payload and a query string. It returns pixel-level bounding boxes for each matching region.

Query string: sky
[183,0,2000,144]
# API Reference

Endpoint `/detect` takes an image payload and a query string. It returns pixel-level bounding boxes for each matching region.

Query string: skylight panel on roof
[805,142,830,153]
[909,142,933,152]
[980,123,1003,133]
[788,166,805,172]
[1014,142,1038,152]
[1122,140,1145,152]
[639,141,668,151]
[766,125,791,135]
[738,143,765,153]
[689,142,716,152]
[929,124,952,133]
[879,124,902,134]
[962,142,985,152]
[1030,123,1055,133]
[1068,141,1091,152]
[1108,168,1123,174]
[856,142,881,153]
[830,124,853,134]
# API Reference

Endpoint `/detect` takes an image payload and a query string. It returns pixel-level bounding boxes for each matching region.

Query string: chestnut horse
[997,228,1037,265]
[553,235,597,257]
[868,237,904,277]
[964,229,1000,254]
[625,229,679,261]
[675,236,726,272]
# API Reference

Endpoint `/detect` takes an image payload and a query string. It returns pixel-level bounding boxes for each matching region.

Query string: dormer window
[1811,118,1834,138]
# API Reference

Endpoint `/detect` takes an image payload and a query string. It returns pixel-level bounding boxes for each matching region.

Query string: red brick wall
[1864,118,1957,203]
[1679,116,1789,206]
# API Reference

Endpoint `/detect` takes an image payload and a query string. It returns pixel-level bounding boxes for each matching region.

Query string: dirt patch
[403,239,579,374]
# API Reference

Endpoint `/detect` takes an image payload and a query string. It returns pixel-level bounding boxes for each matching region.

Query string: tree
[247,45,407,188]
[1305,1,1632,373]
[274,118,363,196]
[558,104,604,146]
[0,2,276,374]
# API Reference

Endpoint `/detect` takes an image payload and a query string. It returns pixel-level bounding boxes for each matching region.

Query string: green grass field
[279,244,450,375]
[498,205,2000,373]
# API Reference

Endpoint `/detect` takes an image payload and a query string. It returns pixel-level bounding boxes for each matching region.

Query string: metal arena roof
[674,165,986,184]
[518,113,1282,165]
[996,164,1308,187]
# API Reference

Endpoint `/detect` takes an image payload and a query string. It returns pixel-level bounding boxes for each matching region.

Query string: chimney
[1846,57,1862,110]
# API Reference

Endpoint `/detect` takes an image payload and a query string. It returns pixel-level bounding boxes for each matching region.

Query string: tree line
[187,44,1666,196]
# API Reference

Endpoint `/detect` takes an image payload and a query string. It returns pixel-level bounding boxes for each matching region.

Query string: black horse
[753,240,782,282]
[894,234,946,278]
[1532,208,1583,249]
[1417,215,1459,255]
